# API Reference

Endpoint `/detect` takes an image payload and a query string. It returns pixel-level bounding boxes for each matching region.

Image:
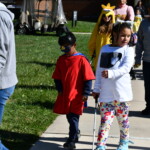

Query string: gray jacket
[135,18,150,64]
[0,3,18,89]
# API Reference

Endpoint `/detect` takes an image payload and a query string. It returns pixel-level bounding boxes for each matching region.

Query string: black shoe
[63,141,76,149]
[75,130,81,142]
[141,107,150,115]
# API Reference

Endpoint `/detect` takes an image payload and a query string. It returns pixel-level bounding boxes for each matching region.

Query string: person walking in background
[92,22,134,150]
[133,8,142,33]
[134,4,150,115]
[88,3,115,72]
[52,32,95,149]
[114,0,136,80]
[114,0,135,21]
[134,0,146,18]
[0,2,18,150]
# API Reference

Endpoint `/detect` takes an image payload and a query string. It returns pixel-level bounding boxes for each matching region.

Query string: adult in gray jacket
[0,2,18,150]
[135,4,150,115]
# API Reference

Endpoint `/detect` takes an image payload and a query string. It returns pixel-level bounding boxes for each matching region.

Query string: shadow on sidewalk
[84,108,150,119]
[129,145,150,150]
[31,135,150,150]
[129,111,150,118]
[83,106,100,114]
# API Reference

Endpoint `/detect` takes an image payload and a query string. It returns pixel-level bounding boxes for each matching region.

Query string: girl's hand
[102,70,108,78]
[82,96,88,102]
[92,92,100,99]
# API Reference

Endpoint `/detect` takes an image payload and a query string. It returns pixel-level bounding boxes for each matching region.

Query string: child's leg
[115,102,130,141]
[66,113,80,142]
[97,102,115,146]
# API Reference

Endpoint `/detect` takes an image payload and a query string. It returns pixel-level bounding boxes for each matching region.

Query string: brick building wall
[62,0,100,21]
[62,0,135,21]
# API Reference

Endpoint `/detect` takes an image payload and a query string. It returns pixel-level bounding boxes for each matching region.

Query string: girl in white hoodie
[93,22,134,150]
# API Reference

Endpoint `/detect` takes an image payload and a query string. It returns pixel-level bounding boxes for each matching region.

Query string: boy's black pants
[66,113,80,142]
[143,61,150,108]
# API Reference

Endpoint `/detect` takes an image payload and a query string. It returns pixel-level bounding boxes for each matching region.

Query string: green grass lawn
[0,30,92,150]
[67,20,96,32]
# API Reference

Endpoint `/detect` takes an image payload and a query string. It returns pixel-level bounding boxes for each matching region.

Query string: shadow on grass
[32,101,54,109]
[0,129,39,150]
[18,61,56,68]
[27,61,56,68]
[16,85,56,90]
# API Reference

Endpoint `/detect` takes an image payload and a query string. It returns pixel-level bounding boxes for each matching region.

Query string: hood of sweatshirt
[0,2,14,20]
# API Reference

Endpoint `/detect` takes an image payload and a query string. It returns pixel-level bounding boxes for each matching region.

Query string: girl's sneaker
[95,145,106,150]
[117,140,133,150]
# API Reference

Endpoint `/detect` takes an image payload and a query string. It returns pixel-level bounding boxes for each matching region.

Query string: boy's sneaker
[63,141,76,149]
[95,145,106,150]
[117,140,133,150]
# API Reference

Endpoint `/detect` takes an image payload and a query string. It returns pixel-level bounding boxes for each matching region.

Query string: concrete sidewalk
[30,68,150,150]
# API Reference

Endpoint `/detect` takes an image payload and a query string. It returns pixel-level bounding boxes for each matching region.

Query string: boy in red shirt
[52,32,95,149]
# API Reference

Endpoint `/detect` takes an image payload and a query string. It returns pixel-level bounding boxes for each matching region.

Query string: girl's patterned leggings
[97,100,130,146]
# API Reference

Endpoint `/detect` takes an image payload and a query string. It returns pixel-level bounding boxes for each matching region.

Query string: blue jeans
[0,86,15,124]
[66,113,80,142]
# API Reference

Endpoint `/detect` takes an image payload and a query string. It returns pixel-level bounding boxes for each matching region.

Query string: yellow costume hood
[97,3,116,24]
[88,3,116,71]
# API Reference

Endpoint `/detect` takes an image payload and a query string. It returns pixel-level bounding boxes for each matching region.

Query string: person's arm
[127,6,135,21]
[0,17,10,74]
[52,58,63,92]
[83,80,92,96]
[93,49,102,93]
[135,21,144,65]
[54,79,63,93]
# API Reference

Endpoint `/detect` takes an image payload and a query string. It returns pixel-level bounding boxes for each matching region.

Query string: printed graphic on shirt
[100,52,122,68]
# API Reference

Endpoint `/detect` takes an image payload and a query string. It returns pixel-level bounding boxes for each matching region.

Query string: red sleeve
[81,57,95,81]
[52,58,61,80]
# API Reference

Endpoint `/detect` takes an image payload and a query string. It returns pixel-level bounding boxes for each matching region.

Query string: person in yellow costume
[88,3,115,71]
[133,9,142,33]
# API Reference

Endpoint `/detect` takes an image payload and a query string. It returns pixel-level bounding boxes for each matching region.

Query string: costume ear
[101,3,116,10]
[101,4,105,9]
[111,6,116,10]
